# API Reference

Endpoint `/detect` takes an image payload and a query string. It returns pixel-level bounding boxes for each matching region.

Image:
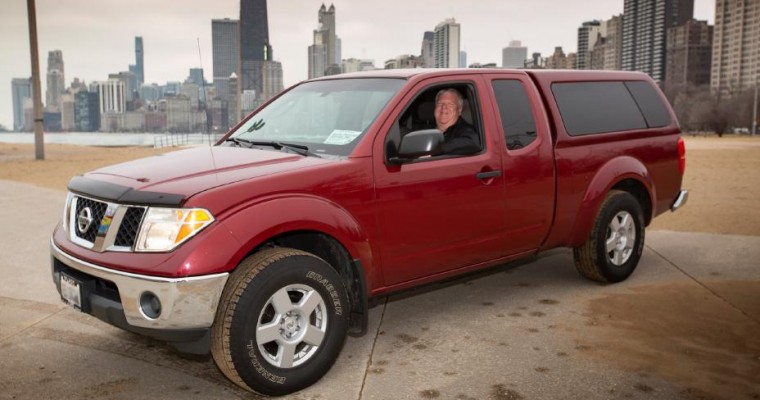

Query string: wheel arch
[219,196,372,335]
[568,156,655,247]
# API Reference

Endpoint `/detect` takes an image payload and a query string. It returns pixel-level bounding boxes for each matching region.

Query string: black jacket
[440,117,481,155]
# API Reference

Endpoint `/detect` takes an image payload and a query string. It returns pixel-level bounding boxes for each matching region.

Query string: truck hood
[81,146,333,200]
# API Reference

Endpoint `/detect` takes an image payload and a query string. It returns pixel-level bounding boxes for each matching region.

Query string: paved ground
[0,179,758,400]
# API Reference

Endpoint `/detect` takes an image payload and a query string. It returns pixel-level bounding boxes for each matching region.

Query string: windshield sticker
[324,130,361,145]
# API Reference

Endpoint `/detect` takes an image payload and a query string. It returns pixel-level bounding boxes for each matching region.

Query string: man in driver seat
[434,88,481,155]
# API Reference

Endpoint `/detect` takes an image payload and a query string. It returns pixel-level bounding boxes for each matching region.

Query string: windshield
[226,78,405,157]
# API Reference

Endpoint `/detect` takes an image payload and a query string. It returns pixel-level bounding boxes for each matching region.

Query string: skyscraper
[11,78,32,131]
[95,78,126,114]
[134,37,144,85]
[212,18,239,128]
[421,31,435,68]
[599,15,624,70]
[545,47,577,69]
[228,73,240,126]
[434,18,461,68]
[262,61,284,101]
[109,71,137,104]
[621,0,694,81]
[188,68,206,87]
[60,93,76,131]
[46,50,65,112]
[75,91,100,132]
[308,4,340,78]
[212,19,239,85]
[577,21,602,69]
[308,39,327,79]
[711,0,760,97]
[666,19,712,86]
[318,4,337,65]
[502,40,528,68]
[240,0,272,95]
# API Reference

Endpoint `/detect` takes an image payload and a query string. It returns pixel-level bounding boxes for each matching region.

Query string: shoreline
[0,131,223,147]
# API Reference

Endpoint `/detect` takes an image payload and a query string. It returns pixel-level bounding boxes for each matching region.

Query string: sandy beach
[1,135,759,236]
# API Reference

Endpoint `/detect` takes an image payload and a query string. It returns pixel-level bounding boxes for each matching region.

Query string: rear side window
[624,81,671,128]
[552,82,647,136]
[492,80,537,150]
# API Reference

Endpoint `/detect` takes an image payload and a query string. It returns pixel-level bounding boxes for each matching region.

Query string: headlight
[135,207,214,252]
[62,192,74,233]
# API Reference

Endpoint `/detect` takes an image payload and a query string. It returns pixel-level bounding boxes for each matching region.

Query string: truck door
[486,74,555,254]
[372,76,507,286]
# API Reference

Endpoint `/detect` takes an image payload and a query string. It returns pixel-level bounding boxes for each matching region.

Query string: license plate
[60,274,82,310]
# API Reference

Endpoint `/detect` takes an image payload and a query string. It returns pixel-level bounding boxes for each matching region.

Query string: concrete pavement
[1,179,758,400]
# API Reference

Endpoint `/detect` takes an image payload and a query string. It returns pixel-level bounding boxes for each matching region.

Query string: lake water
[0,132,221,147]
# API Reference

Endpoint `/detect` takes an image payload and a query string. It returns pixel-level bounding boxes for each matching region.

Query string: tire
[211,247,349,396]
[573,190,645,283]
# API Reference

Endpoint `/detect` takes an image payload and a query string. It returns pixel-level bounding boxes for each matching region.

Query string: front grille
[115,207,145,247]
[68,194,146,252]
[74,197,108,243]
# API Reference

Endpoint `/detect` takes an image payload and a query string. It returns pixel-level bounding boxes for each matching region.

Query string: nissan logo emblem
[77,207,94,233]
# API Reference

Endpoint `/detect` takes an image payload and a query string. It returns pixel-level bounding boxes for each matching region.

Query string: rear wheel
[573,190,645,283]
[211,247,349,396]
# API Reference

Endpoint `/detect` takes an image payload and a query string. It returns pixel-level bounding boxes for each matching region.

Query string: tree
[728,89,754,131]
[663,82,755,136]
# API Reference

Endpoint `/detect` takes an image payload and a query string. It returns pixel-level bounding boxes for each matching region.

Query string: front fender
[567,156,654,247]
[219,194,373,281]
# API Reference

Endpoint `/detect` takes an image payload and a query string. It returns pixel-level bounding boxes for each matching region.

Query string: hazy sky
[0,0,714,129]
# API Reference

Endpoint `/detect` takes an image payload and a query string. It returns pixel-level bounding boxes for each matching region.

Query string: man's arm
[440,122,481,155]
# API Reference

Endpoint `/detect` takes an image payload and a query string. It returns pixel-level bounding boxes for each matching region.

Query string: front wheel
[211,247,349,396]
[573,190,645,283]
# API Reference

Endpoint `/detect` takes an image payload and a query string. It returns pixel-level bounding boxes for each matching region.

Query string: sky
[0,0,715,130]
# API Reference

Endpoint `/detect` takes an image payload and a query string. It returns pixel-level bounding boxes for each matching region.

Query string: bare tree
[663,82,755,136]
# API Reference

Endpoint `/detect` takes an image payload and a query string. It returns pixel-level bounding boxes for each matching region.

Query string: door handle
[476,170,502,180]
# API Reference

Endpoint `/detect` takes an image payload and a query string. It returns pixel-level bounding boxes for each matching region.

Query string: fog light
[139,292,162,319]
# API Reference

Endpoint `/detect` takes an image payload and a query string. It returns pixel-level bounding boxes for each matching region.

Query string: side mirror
[389,129,444,164]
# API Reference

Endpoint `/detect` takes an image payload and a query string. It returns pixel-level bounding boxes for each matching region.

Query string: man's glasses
[435,102,458,111]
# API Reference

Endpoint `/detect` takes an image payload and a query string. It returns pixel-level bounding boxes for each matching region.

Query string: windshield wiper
[225,137,257,147]
[227,138,320,158]
[251,141,321,158]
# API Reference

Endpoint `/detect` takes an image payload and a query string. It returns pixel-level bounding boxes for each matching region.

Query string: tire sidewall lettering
[247,340,286,385]
[306,270,343,316]
[215,250,350,395]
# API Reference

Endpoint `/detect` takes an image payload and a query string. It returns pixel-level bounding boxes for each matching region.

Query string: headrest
[417,101,435,122]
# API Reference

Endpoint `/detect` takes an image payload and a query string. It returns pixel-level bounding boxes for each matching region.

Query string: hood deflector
[68,176,185,207]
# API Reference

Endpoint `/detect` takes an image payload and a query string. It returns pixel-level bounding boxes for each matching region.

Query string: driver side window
[385,84,483,162]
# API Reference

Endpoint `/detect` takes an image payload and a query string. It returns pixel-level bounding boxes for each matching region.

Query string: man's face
[434,92,461,131]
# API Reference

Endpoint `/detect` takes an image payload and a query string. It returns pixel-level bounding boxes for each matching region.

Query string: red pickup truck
[51,69,687,395]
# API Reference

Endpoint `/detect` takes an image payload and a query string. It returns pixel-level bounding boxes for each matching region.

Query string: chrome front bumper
[51,240,228,330]
[671,189,689,212]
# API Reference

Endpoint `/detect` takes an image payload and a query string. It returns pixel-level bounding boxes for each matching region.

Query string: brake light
[677,137,686,176]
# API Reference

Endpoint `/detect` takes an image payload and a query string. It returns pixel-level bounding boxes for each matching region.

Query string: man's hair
[435,88,464,110]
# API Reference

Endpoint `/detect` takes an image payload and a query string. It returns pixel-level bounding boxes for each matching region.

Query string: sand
[2,135,758,236]
[0,143,169,192]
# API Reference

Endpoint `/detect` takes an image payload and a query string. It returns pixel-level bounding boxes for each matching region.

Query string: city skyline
[0,0,715,129]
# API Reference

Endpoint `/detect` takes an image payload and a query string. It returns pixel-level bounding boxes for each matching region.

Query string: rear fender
[567,156,654,247]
